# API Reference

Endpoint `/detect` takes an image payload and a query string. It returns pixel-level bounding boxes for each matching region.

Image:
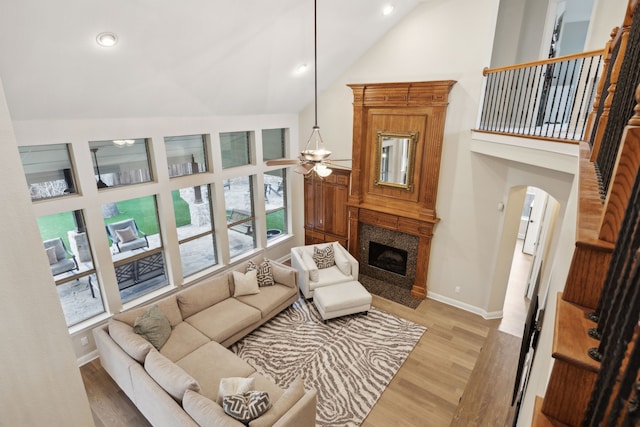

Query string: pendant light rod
[314,0,318,129]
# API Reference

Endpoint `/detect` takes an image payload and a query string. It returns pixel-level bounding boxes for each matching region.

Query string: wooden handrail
[483,49,604,76]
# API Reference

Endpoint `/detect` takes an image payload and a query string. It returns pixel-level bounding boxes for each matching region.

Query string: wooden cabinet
[303,168,350,247]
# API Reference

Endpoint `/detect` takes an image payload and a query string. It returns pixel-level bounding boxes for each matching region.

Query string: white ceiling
[0,0,424,121]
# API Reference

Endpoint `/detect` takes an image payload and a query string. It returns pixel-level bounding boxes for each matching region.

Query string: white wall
[0,80,94,425]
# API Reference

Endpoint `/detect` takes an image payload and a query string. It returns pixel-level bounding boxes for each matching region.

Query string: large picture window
[37,210,104,327]
[89,139,151,189]
[173,185,218,277]
[103,195,168,303]
[19,144,77,201]
[224,175,256,258]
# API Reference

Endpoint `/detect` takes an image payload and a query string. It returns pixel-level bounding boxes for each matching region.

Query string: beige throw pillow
[232,270,260,297]
[115,226,137,243]
[133,305,172,350]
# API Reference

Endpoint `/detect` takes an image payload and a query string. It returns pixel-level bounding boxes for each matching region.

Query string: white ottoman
[313,281,372,322]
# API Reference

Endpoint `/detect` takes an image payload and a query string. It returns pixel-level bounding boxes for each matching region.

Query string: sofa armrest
[291,247,313,298]
[270,259,297,289]
[332,242,359,280]
[272,390,317,427]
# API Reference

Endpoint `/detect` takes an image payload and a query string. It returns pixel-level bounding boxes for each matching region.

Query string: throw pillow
[45,246,58,265]
[223,391,271,423]
[217,377,255,405]
[115,226,137,243]
[144,349,200,404]
[232,270,260,297]
[313,245,335,269]
[183,390,245,427]
[134,305,172,350]
[247,260,275,287]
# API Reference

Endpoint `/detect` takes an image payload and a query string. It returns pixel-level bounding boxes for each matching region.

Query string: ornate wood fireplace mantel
[346,81,456,298]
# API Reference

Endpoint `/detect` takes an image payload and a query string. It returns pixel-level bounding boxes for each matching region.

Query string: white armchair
[291,242,359,299]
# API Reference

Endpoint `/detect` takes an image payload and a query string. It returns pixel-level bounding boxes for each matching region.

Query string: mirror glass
[374,131,417,190]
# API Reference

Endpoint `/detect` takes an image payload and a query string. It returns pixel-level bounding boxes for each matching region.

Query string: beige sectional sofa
[93,254,317,427]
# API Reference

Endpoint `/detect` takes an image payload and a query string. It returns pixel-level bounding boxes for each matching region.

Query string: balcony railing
[477,50,604,143]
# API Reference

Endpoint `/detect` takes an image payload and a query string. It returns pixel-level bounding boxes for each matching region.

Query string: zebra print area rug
[229,297,426,426]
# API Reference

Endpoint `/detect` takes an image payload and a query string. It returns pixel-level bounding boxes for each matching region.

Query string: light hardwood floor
[81,294,521,427]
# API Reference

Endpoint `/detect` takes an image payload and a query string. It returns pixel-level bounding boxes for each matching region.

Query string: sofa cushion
[134,305,172,350]
[232,270,260,297]
[249,377,305,427]
[223,391,271,423]
[313,244,335,269]
[159,322,210,362]
[114,295,183,328]
[311,265,353,289]
[247,260,275,287]
[176,341,256,401]
[184,298,262,344]
[108,319,154,363]
[177,274,231,319]
[236,284,296,317]
[270,260,296,288]
[217,377,255,405]
[183,390,245,427]
[144,349,200,404]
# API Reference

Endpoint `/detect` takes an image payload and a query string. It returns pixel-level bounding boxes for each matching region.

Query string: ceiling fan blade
[294,163,315,174]
[266,159,299,166]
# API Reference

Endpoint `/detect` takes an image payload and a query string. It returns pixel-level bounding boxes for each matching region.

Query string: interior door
[523,188,547,255]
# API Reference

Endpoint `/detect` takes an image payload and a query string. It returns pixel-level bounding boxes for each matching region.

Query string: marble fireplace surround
[358,223,418,290]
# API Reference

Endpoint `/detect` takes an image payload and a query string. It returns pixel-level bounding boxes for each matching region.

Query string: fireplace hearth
[368,242,408,276]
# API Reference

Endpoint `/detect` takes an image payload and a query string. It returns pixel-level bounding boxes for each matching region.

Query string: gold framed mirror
[374,130,418,191]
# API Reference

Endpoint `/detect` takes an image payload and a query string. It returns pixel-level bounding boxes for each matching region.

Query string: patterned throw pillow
[223,391,271,423]
[313,245,335,269]
[247,260,275,287]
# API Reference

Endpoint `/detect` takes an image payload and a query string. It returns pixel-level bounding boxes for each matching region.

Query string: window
[262,128,287,161]
[224,175,256,258]
[37,210,104,327]
[89,139,151,189]
[220,131,252,169]
[173,185,218,276]
[103,195,168,303]
[165,134,208,178]
[19,144,77,201]
[264,168,287,241]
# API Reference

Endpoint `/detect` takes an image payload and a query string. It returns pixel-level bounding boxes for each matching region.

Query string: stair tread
[552,293,601,372]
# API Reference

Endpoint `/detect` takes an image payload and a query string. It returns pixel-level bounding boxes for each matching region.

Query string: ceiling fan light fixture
[314,163,332,177]
[113,139,135,146]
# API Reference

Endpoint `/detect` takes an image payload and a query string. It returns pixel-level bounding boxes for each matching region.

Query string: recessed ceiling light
[382,4,395,16]
[96,32,118,47]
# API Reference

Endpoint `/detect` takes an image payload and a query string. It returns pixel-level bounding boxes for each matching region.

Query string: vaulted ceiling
[0,0,424,121]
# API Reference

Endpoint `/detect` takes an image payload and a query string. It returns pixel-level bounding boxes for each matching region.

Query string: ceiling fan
[265,0,349,177]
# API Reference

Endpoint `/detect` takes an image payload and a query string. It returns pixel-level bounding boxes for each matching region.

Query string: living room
[0,0,628,426]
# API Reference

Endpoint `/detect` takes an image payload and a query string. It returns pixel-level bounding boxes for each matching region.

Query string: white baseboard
[77,350,99,367]
[427,291,504,320]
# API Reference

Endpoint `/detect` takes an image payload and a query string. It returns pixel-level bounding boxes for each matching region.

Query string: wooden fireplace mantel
[346,81,455,298]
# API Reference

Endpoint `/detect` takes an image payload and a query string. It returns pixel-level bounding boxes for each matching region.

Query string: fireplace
[368,242,408,276]
[358,223,419,291]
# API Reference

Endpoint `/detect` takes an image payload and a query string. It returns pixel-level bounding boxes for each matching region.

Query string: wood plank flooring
[80,294,520,427]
